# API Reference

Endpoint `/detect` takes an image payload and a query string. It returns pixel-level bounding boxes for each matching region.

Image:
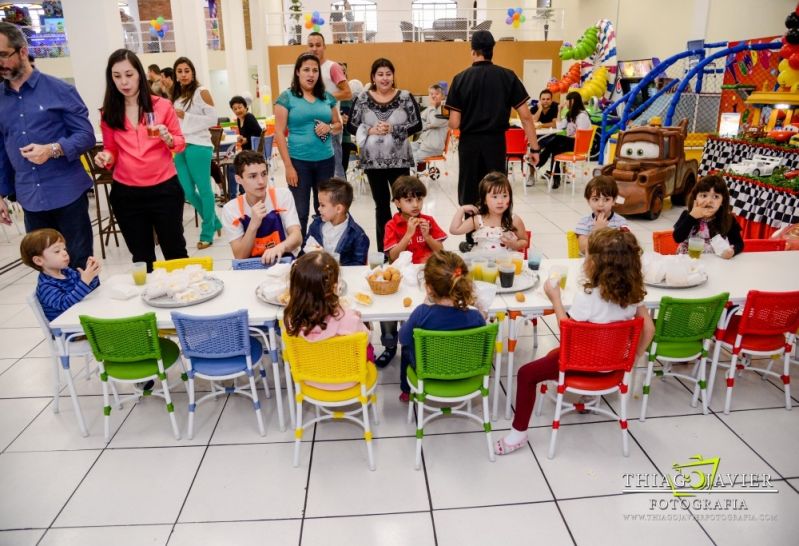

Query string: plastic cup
[498,263,516,288]
[471,259,486,281]
[688,237,704,259]
[495,253,512,268]
[549,265,567,289]
[482,261,499,284]
[131,262,147,286]
[368,251,385,269]
[511,252,524,274]
[145,112,159,138]
[527,251,542,271]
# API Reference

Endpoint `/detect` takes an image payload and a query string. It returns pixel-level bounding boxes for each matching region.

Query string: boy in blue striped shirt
[21,229,101,321]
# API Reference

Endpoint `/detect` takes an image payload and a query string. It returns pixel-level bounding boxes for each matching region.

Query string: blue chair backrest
[171,309,251,359]
[232,256,292,270]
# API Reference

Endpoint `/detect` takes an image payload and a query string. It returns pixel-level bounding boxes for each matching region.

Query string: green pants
[174,144,222,243]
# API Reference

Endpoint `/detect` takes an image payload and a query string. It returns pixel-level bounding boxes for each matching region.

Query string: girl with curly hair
[495,228,655,455]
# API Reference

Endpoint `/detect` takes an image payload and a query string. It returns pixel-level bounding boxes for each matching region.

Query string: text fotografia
[622,454,779,502]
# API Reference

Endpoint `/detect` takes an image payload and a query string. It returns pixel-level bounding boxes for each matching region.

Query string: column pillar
[220,0,249,100]
[60,0,124,129]
[170,0,211,86]
[249,0,283,116]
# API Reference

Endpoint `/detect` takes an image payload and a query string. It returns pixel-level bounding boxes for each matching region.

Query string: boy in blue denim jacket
[305,177,370,265]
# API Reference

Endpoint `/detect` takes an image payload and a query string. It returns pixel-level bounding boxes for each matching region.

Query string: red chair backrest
[523,230,531,259]
[558,318,643,373]
[737,290,799,337]
[653,230,679,255]
[743,238,787,252]
[504,128,527,155]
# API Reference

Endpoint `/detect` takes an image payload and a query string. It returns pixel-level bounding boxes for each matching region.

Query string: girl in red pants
[495,228,655,455]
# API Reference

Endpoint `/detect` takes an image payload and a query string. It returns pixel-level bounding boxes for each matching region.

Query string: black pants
[365,167,409,252]
[457,133,506,206]
[537,135,575,177]
[341,142,357,173]
[23,192,93,270]
[110,176,188,271]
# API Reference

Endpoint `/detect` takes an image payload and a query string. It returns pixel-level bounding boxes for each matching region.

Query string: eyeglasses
[0,48,20,61]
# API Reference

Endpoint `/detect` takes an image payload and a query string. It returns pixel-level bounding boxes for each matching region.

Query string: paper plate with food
[642,252,708,288]
[256,279,347,306]
[142,267,225,308]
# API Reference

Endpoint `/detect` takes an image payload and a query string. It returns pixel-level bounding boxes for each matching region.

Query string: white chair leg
[406,392,414,424]
[492,345,502,421]
[362,401,375,471]
[415,396,424,470]
[783,352,792,411]
[260,366,271,399]
[248,373,265,436]
[371,394,380,425]
[547,392,564,459]
[101,376,111,441]
[639,360,655,422]
[483,391,495,462]
[51,354,62,414]
[160,371,180,440]
[293,398,303,468]
[706,341,724,404]
[62,364,88,437]
[620,388,630,457]
[187,377,196,440]
[723,354,738,415]
[284,361,295,426]
[272,360,285,432]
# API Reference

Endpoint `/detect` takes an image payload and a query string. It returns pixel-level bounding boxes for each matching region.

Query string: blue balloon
[515,7,522,14]
[507,8,514,16]
[319,18,324,25]
[149,27,158,38]
[313,10,320,18]
[157,29,165,38]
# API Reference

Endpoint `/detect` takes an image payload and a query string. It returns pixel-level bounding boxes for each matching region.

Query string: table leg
[491,311,506,421]
[505,311,522,421]
[267,322,288,431]
[54,335,89,437]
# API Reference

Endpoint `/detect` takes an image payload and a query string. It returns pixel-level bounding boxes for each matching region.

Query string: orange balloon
[559,82,569,92]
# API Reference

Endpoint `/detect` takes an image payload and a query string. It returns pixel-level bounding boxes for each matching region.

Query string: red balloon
[781,43,799,59]
[559,82,569,92]
[790,52,799,70]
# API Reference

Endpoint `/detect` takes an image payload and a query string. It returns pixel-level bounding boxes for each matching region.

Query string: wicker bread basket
[367,272,401,295]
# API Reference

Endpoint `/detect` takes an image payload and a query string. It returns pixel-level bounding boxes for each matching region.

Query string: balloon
[305,21,313,29]
[515,7,522,14]
[505,16,513,25]
[157,30,165,38]
[779,58,790,72]
[313,24,320,32]
[780,43,799,59]
[319,18,325,25]
[787,13,799,29]
[790,53,799,70]
[313,10,320,18]
[161,23,169,33]
[520,15,526,23]
[513,13,519,20]
[153,22,161,31]
[149,28,158,38]
[788,28,799,45]
[559,81,569,92]
[507,8,514,16]
[305,13,311,21]
[156,16,164,25]
[150,19,157,27]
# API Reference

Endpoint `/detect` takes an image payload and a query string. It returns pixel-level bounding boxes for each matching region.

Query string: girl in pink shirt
[284,252,374,390]
[94,49,188,271]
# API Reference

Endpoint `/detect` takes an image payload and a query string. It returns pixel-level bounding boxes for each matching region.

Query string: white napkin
[710,234,731,256]
[109,284,140,300]
[392,251,413,270]
[473,280,497,313]
[303,235,323,254]
[401,263,422,288]
[263,262,291,280]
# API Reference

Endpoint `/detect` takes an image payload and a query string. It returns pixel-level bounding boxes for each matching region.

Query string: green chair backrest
[413,322,498,381]
[653,293,729,343]
[79,312,163,363]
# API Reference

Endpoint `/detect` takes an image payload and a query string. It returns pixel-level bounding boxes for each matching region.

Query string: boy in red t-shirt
[376,175,447,368]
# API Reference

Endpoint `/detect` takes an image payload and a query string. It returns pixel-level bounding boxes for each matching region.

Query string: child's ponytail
[424,251,476,311]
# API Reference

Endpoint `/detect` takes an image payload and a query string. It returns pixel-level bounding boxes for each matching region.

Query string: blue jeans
[24,192,93,269]
[226,164,239,198]
[289,156,335,236]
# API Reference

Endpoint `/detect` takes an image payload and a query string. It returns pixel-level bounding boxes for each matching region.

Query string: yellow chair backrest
[566,231,580,259]
[152,257,214,272]
[281,330,369,387]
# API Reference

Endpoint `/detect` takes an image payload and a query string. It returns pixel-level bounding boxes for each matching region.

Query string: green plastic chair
[407,322,498,469]
[640,293,729,421]
[79,312,184,440]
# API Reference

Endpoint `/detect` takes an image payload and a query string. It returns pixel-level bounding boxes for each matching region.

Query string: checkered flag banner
[700,137,799,176]
[722,174,799,228]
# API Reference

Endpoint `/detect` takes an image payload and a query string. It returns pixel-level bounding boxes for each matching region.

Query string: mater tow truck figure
[599,119,698,220]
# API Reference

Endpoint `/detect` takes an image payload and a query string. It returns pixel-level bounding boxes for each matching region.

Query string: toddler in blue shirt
[21,229,101,321]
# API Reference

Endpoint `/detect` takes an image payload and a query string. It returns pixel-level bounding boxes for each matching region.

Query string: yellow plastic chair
[281,330,378,470]
[566,231,580,258]
[152,257,214,272]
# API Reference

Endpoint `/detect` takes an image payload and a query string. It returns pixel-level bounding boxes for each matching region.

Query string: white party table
[493,251,799,420]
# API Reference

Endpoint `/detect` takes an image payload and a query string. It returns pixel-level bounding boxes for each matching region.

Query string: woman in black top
[229,95,263,151]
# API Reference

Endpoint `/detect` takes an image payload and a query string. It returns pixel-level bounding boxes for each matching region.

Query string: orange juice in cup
[511,252,524,274]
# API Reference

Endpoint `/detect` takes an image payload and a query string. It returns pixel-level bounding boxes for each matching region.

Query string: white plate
[645,271,709,289]
[494,271,539,293]
[142,277,224,308]
[256,280,347,306]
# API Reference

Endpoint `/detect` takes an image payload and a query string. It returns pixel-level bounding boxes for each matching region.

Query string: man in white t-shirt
[222,151,302,264]
[308,32,352,178]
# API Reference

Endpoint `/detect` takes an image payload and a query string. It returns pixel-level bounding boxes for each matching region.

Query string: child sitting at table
[495,228,654,455]
[20,229,101,322]
[397,250,485,402]
[305,178,370,266]
[673,174,743,259]
[377,175,447,369]
[449,172,528,252]
[284,251,374,390]
[221,150,303,264]
[575,175,629,255]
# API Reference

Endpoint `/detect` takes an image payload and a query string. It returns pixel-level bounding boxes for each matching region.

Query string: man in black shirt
[533,89,559,127]
[447,30,540,214]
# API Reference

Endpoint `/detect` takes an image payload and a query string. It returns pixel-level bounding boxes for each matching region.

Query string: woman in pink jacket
[94,49,188,271]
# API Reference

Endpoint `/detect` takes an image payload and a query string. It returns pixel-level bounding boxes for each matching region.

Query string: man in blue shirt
[0,22,95,269]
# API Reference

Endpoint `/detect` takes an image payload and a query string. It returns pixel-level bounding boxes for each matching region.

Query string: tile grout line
[418,414,439,546]
[297,424,317,546]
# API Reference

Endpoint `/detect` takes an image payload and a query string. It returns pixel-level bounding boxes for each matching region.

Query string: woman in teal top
[275,52,342,236]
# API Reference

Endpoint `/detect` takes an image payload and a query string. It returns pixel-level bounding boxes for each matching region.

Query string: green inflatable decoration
[559,26,599,61]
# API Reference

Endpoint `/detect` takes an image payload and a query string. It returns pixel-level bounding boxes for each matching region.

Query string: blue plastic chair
[171,310,277,439]
[232,256,293,270]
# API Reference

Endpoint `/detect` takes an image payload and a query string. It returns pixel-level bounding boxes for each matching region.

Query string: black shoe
[137,380,155,391]
[375,347,397,368]
[459,241,474,253]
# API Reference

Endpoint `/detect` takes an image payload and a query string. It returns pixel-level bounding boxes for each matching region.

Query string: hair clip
[453,267,462,278]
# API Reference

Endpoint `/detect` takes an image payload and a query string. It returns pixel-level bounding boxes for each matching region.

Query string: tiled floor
[0,158,797,545]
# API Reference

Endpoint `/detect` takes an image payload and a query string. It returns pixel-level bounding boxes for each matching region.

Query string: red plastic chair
[743,238,787,252]
[504,128,528,188]
[523,230,531,259]
[653,230,680,255]
[709,290,799,413]
[544,317,644,458]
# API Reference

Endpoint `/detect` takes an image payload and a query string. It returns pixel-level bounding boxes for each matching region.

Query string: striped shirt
[36,268,99,322]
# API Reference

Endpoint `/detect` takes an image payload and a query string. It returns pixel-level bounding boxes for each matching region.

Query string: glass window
[411,0,457,29]
[330,1,376,32]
